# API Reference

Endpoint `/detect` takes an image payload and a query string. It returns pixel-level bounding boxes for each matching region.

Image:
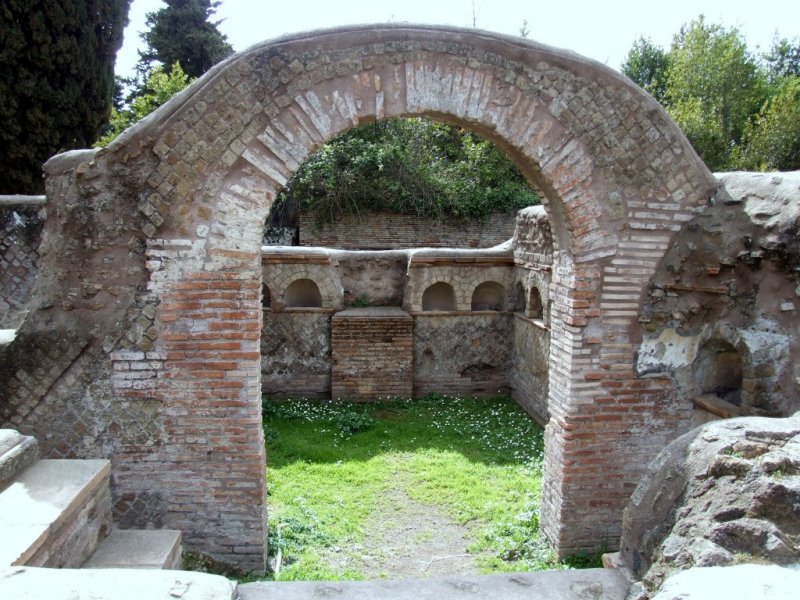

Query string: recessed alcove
[471,281,506,311]
[421,282,456,311]
[285,278,323,308]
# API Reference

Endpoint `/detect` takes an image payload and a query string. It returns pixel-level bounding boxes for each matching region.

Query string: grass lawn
[263,393,582,581]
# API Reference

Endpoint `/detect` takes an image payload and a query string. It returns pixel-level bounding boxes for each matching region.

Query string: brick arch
[6,25,718,572]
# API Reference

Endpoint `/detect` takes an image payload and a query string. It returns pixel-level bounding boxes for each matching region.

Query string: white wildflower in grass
[261,392,560,580]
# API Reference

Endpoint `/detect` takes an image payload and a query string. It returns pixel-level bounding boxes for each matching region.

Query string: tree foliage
[96,63,193,147]
[665,18,766,170]
[139,0,233,79]
[279,118,540,224]
[621,37,669,102]
[765,37,800,82]
[737,76,800,171]
[622,17,799,172]
[0,0,131,193]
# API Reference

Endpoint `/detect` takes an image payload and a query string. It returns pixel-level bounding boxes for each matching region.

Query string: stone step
[0,566,237,600]
[238,569,631,600]
[0,459,111,568]
[0,429,38,492]
[84,529,183,570]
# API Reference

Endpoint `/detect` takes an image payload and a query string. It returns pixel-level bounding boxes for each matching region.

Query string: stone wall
[261,311,331,397]
[299,210,516,249]
[511,315,550,424]
[413,313,512,397]
[0,24,723,569]
[637,172,800,420]
[0,197,45,329]
[510,207,553,424]
[260,246,523,402]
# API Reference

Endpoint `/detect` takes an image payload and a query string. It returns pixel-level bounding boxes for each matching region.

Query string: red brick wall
[331,307,413,399]
[300,211,516,249]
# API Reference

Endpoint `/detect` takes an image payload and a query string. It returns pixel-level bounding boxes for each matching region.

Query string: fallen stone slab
[0,566,237,600]
[239,568,631,600]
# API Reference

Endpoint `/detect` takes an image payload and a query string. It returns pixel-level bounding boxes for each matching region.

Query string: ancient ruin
[1,24,798,596]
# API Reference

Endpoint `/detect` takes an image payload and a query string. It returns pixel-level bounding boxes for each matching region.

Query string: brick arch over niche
[0,25,717,572]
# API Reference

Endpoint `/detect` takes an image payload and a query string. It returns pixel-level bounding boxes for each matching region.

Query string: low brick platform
[331,307,413,400]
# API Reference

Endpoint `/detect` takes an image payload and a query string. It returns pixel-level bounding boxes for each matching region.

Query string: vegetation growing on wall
[622,18,800,172]
[276,118,540,225]
[0,0,131,193]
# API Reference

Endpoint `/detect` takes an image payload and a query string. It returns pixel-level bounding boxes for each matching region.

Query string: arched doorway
[2,25,717,572]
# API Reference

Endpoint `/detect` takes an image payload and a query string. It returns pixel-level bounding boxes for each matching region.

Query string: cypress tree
[139,0,233,79]
[0,1,131,193]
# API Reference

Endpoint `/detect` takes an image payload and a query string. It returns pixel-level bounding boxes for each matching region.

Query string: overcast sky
[116,0,800,79]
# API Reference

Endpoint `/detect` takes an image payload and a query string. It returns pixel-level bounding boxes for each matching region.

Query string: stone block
[84,529,182,570]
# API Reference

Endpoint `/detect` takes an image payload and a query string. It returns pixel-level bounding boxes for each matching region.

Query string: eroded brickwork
[413,313,511,397]
[261,311,331,397]
[511,316,550,424]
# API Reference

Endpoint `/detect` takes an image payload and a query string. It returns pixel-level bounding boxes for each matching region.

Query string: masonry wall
[637,172,800,419]
[413,313,512,397]
[331,307,413,399]
[0,199,45,329]
[300,211,515,249]
[261,311,331,398]
[511,315,550,425]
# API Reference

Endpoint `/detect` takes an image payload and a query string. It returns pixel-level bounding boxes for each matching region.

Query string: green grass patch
[263,393,573,580]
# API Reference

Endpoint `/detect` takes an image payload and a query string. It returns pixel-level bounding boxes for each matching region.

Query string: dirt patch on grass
[320,467,490,578]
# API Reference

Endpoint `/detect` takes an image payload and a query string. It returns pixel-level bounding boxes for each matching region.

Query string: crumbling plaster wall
[637,172,800,418]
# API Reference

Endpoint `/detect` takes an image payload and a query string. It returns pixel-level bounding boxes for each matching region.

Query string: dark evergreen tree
[139,0,233,79]
[0,0,131,193]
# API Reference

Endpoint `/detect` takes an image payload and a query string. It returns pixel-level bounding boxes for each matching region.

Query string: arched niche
[527,287,544,320]
[422,282,456,311]
[285,278,323,308]
[471,281,505,311]
[694,339,743,406]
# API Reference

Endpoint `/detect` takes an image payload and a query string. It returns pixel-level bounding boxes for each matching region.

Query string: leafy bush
[277,117,540,224]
